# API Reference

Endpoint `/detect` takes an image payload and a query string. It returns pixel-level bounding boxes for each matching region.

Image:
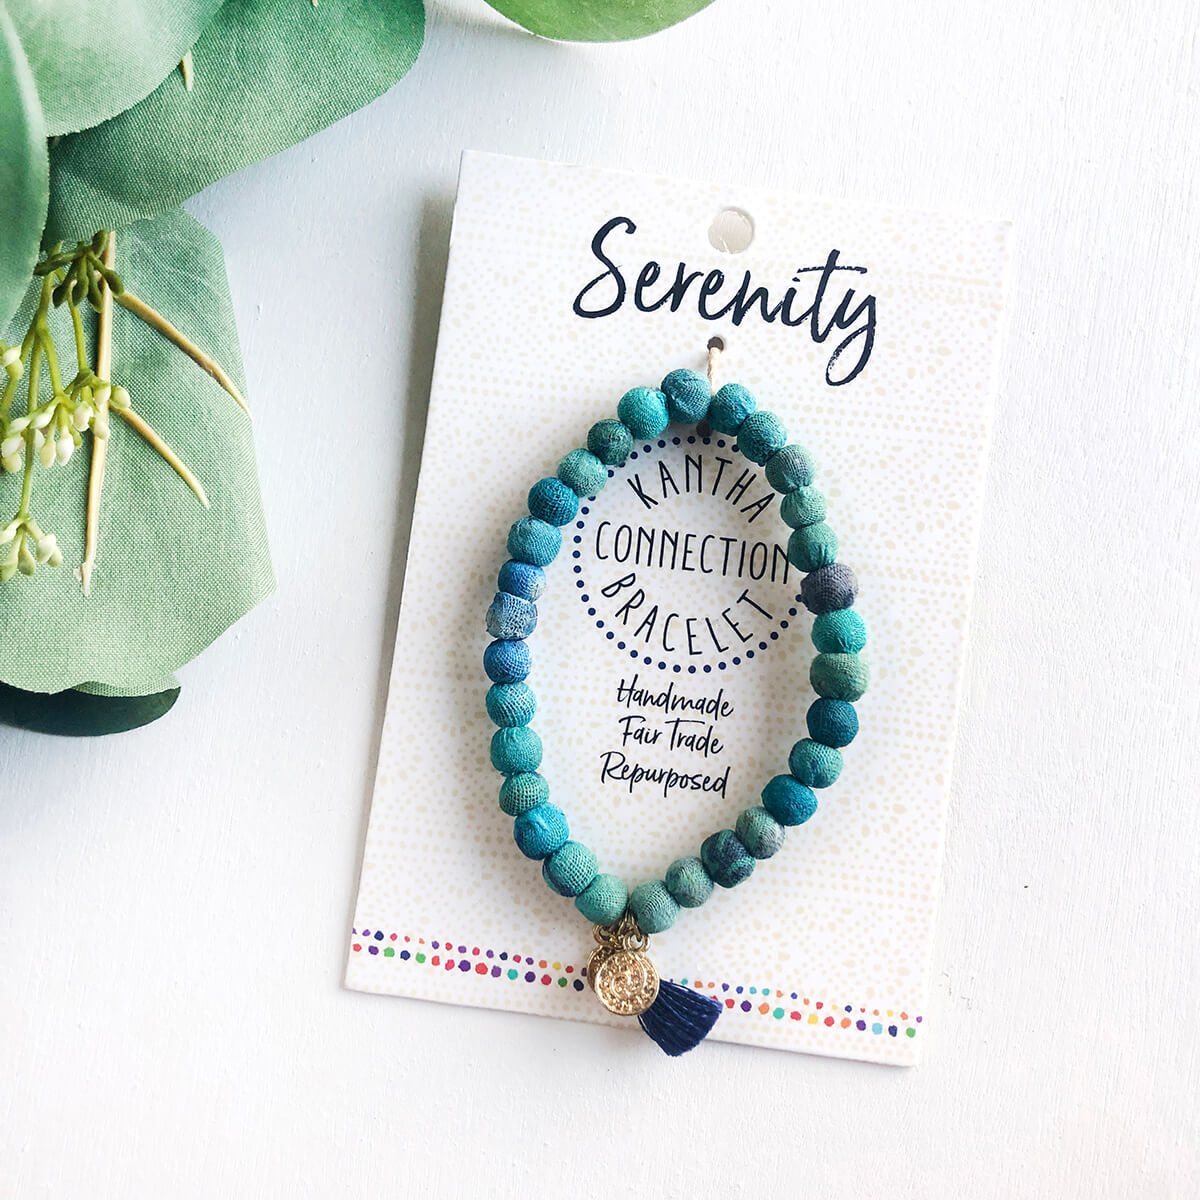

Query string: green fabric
[0,206,274,694]
[0,679,181,735]
[484,0,716,41]
[45,0,425,243]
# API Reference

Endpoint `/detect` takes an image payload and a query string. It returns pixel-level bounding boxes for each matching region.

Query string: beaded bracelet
[483,346,868,1056]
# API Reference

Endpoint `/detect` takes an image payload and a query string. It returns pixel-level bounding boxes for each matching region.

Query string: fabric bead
[800,562,858,614]
[780,486,827,528]
[484,638,530,684]
[812,608,867,654]
[542,840,598,897]
[557,448,608,497]
[587,418,634,466]
[765,444,815,493]
[736,410,787,465]
[761,774,818,827]
[665,856,715,908]
[735,806,786,859]
[490,726,543,776]
[485,592,537,640]
[789,737,844,788]
[528,476,579,526]
[660,368,710,424]
[512,803,568,859]
[806,697,859,748]
[575,873,628,925]
[787,522,839,572]
[486,682,536,728]
[629,879,680,933]
[700,829,756,888]
[507,516,561,567]
[810,652,870,701]
[708,383,756,435]
[617,386,669,439]
[497,559,546,602]
[498,772,549,816]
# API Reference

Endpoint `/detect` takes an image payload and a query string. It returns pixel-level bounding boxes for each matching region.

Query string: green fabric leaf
[0,7,48,331]
[482,0,716,40]
[0,206,274,696]
[45,0,425,243]
[0,680,180,735]
[5,0,222,136]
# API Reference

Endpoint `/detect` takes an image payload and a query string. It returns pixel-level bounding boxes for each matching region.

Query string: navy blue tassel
[637,978,722,1056]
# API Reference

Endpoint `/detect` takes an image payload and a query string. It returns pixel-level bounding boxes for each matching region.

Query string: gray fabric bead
[486,592,538,640]
[799,562,858,614]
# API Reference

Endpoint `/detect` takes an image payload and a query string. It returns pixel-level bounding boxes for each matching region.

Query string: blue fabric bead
[806,697,859,747]
[485,592,537,640]
[735,806,786,859]
[708,383,756,435]
[513,803,568,859]
[575,873,628,924]
[497,559,546,602]
[484,638,530,684]
[665,856,714,908]
[787,522,839,572]
[490,726,543,776]
[660,368,710,424]
[800,562,858,614]
[629,879,680,933]
[499,772,549,816]
[486,683,536,727]
[765,444,815,493]
[812,609,867,654]
[617,386,670,439]
[737,410,788,465]
[587,418,634,466]
[789,737,843,788]
[761,775,818,827]
[507,516,561,566]
[528,476,579,526]
[700,829,755,888]
[542,841,598,896]
[781,486,827,528]
[557,448,608,497]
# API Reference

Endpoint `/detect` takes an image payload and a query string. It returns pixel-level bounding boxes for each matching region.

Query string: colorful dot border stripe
[350,929,922,1040]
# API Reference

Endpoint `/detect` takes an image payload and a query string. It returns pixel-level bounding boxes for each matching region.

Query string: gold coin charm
[591,947,660,1016]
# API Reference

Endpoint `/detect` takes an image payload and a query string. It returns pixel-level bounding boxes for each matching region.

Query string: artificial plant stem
[116,408,210,509]
[68,298,89,375]
[114,290,250,416]
[79,236,115,595]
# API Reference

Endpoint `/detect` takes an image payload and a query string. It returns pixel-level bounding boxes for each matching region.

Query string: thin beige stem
[116,407,209,508]
[78,235,115,595]
[115,290,250,417]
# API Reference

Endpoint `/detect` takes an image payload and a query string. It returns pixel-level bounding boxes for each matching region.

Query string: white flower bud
[0,521,18,545]
[31,409,53,430]
[0,346,19,369]
[47,546,63,567]
[32,428,44,450]
[38,437,55,467]
[56,435,74,465]
[35,533,57,564]
[111,385,131,411]
[93,413,110,439]
[1,453,21,473]
[18,541,35,575]
[73,404,93,432]
[1,537,17,565]
[0,434,23,459]
[9,415,28,433]
[92,382,111,406]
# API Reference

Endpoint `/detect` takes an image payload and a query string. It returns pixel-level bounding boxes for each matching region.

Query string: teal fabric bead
[575,873,628,924]
[700,829,755,888]
[761,774,818,826]
[486,683,536,728]
[486,592,537,640]
[629,879,680,933]
[528,477,579,526]
[765,444,815,493]
[617,386,669,439]
[490,726,543,776]
[737,410,787,465]
[499,772,549,816]
[497,559,545,601]
[542,840,598,897]
[557,448,608,497]
[787,522,839,572]
[587,418,634,466]
[735,806,786,859]
[810,652,870,701]
[789,737,843,788]
[708,383,756,434]
[484,638,530,684]
[806,697,859,747]
[781,486,827,528]
[660,368,710,424]
[812,609,867,654]
[513,803,568,858]
[665,856,715,907]
[507,517,561,566]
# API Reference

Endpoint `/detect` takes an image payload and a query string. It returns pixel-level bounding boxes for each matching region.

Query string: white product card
[346,151,1011,1064]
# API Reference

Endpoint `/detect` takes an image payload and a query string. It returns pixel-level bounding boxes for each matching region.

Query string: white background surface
[2,1,1198,1196]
